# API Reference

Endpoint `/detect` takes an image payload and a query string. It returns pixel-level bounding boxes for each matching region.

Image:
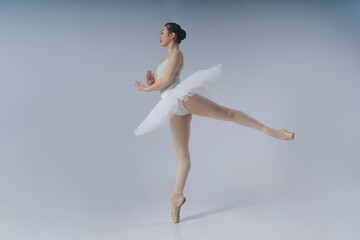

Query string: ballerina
[134,22,294,223]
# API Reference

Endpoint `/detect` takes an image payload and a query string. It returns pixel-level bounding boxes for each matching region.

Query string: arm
[146,51,182,92]
[145,76,171,92]
[134,51,182,92]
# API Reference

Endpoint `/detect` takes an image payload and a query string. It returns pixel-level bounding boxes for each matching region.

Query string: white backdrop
[1,0,359,239]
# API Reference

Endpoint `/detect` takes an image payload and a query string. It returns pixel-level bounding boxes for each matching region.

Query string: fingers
[145,70,154,83]
[147,71,153,83]
[135,81,145,87]
[140,70,154,88]
[134,81,143,90]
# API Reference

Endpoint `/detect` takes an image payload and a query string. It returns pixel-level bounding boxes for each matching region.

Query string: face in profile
[159,26,173,47]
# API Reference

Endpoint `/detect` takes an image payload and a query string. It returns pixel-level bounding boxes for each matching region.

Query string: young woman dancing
[134,22,294,223]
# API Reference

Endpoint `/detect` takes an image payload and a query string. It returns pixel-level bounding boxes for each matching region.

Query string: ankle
[173,189,183,195]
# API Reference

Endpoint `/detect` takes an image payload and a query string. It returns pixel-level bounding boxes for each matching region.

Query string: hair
[165,22,186,44]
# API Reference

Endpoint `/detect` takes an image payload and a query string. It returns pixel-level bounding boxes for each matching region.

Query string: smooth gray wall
[1,0,359,239]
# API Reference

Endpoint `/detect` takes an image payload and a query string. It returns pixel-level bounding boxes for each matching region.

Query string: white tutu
[134,63,222,136]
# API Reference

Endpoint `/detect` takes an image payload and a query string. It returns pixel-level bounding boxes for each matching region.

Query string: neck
[167,42,180,56]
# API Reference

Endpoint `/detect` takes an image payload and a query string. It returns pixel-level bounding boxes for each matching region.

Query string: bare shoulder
[172,50,180,56]
[172,50,184,61]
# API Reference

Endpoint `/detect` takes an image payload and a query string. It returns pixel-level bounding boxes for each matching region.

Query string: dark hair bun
[178,29,186,42]
[165,22,186,44]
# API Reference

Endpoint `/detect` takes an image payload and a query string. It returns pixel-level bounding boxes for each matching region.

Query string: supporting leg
[169,113,192,223]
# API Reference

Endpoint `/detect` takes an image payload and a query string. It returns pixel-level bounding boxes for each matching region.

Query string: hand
[145,70,155,86]
[134,81,149,92]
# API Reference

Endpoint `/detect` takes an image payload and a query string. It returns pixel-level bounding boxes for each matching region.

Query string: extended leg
[182,94,294,140]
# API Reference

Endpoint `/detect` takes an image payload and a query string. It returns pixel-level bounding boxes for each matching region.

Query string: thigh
[169,114,192,158]
[182,94,231,121]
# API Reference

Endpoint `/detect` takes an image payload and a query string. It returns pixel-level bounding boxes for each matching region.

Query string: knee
[225,108,235,121]
[176,150,191,161]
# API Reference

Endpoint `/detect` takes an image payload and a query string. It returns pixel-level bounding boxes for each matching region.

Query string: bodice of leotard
[156,55,183,95]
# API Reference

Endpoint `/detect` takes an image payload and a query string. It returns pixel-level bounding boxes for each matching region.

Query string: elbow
[163,77,172,86]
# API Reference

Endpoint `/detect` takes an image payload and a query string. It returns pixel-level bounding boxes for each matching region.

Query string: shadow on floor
[181,200,254,222]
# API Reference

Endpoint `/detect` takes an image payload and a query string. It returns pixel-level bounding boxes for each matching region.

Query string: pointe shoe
[277,128,295,140]
[171,193,186,223]
[260,126,295,141]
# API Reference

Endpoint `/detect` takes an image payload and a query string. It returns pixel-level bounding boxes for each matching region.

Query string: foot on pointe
[260,126,294,140]
[171,190,186,223]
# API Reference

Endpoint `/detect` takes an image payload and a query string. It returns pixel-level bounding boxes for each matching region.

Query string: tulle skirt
[134,63,222,136]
